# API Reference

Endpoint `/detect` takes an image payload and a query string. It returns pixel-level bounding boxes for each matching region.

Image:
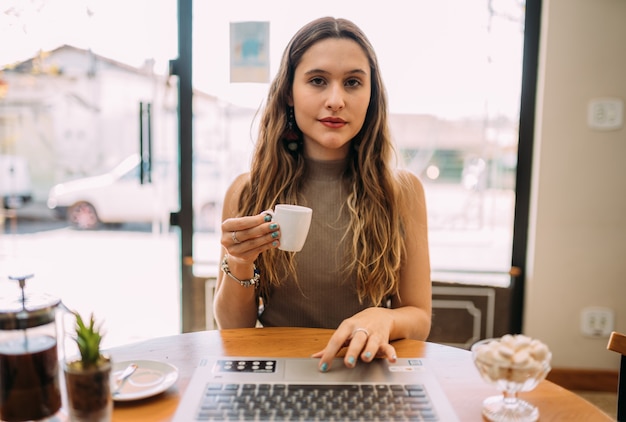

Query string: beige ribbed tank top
[258,156,369,329]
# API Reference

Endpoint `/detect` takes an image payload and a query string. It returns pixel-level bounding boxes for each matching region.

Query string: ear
[287,93,294,107]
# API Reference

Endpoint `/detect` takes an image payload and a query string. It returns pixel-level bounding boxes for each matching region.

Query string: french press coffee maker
[0,274,63,422]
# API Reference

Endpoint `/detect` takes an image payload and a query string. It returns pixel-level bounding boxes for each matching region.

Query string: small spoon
[113,363,138,395]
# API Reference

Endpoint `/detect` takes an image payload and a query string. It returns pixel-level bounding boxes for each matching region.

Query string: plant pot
[63,357,112,422]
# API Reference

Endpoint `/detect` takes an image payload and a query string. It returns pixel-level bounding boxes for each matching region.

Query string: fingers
[314,326,396,372]
[344,328,370,367]
[375,343,398,363]
[314,331,349,372]
[221,212,280,257]
[223,212,273,233]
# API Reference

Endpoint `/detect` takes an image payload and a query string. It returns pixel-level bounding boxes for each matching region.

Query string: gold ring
[352,328,369,338]
[232,231,241,244]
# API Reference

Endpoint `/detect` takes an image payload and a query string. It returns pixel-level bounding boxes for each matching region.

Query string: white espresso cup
[265,204,313,252]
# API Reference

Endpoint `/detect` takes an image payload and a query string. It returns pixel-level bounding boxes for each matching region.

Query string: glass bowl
[471,335,552,422]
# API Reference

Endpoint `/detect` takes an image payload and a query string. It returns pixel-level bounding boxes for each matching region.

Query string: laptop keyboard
[194,382,439,421]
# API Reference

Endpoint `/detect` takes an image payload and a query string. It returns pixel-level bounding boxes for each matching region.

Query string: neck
[303,142,351,161]
[304,154,349,181]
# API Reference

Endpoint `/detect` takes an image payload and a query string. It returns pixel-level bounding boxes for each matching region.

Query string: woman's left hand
[311,307,397,372]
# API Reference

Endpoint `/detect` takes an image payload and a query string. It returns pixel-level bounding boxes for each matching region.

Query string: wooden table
[106,327,612,421]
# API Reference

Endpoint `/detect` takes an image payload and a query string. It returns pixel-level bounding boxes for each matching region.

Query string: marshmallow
[473,335,551,384]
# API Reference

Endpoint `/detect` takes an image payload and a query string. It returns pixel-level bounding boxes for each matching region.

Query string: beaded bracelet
[221,254,260,288]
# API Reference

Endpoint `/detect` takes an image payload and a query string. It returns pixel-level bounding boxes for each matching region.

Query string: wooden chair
[608,331,626,421]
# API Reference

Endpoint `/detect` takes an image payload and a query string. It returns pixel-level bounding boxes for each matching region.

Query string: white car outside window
[47,155,221,231]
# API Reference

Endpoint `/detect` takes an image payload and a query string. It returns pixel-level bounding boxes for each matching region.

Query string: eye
[345,78,362,88]
[309,77,326,86]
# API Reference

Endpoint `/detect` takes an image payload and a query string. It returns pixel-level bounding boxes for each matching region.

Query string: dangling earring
[283,107,301,153]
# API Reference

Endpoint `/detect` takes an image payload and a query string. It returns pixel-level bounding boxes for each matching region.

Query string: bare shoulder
[229,173,251,191]
[395,169,426,202]
[393,169,428,224]
[222,173,251,219]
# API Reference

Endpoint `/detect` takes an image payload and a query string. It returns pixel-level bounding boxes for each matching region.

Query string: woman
[214,16,431,372]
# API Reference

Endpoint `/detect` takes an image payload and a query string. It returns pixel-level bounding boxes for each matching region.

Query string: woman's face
[290,38,371,161]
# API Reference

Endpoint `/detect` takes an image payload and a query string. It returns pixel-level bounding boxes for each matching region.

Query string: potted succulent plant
[63,311,112,422]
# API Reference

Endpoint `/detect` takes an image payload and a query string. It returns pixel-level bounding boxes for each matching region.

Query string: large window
[0,0,527,346]
[191,1,525,286]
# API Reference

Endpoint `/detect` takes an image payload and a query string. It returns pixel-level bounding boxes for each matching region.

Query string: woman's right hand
[221,211,281,263]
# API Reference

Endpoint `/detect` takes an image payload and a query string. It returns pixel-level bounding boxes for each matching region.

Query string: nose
[325,83,345,111]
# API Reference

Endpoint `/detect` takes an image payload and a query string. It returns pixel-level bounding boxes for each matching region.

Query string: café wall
[524,0,626,370]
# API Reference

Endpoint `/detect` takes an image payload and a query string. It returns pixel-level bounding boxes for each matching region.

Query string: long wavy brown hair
[238,17,405,307]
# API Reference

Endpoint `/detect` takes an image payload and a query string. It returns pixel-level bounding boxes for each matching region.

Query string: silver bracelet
[221,254,260,288]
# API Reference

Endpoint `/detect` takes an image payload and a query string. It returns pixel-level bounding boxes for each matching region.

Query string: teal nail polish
[271,231,279,238]
[272,241,278,247]
[269,223,278,230]
[320,362,328,372]
[348,356,355,366]
[364,351,372,359]
[264,214,272,222]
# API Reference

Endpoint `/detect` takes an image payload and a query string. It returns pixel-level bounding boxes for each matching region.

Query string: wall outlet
[587,98,623,130]
[580,307,614,337]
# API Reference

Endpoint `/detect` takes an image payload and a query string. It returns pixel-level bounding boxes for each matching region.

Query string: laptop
[172,356,460,421]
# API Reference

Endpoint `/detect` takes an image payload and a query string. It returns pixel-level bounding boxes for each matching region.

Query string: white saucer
[111,360,179,401]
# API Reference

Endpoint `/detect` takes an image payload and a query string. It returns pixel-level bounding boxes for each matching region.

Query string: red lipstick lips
[319,117,346,128]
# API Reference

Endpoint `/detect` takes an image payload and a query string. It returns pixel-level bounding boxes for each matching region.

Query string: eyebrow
[303,68,368,77]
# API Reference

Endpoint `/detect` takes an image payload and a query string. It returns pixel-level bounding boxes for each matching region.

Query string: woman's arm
[213,173,279,328]
[389,169,432,340]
